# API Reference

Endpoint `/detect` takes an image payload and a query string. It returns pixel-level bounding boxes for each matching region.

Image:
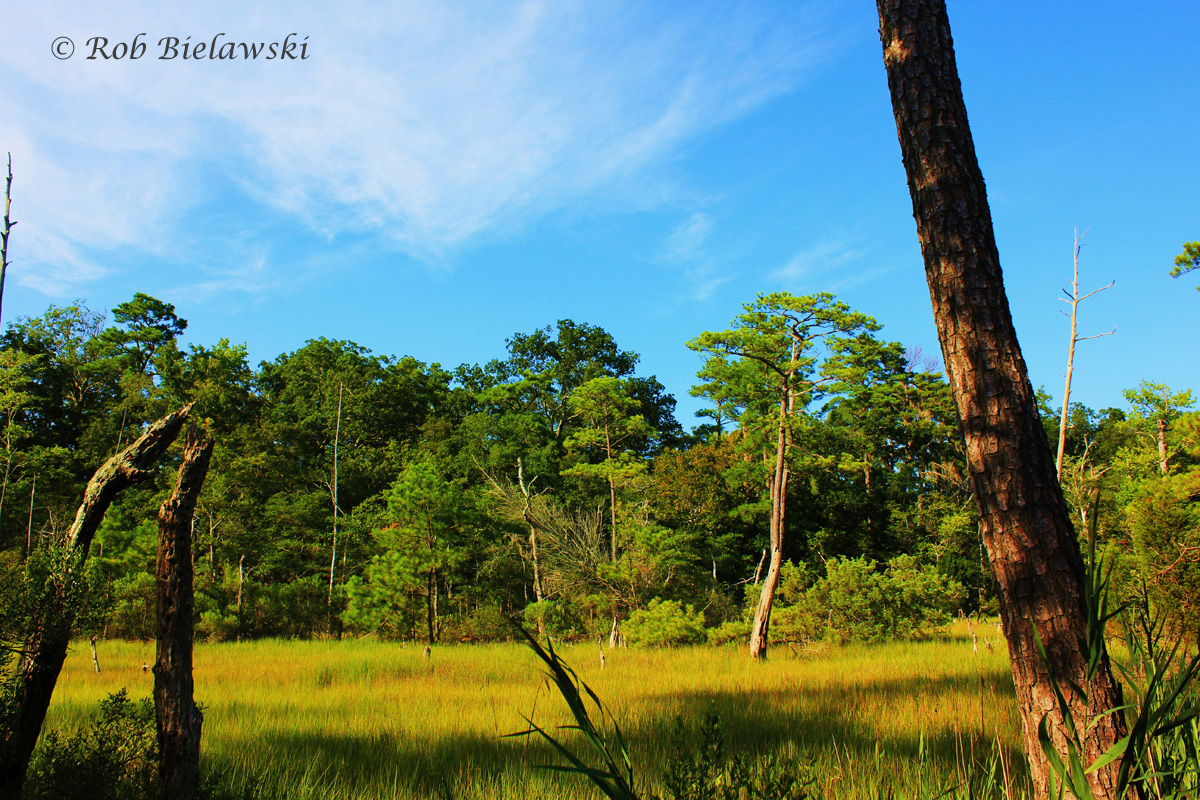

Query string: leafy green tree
[648,440,761,585]
[0,349,38,549]
[563,377,654,559]
[96,293,186,379]
[1126,466,1200,630]
[689,292,877,659]
[1,302,115,454]
[819,334,964,560]
[1123,381,1195,475]
[343,457,476,643]
[461,320,679,488]
[1,303,124,546]
[258,339,450,628]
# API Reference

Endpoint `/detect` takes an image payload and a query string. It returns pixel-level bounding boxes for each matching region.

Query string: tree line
[0,291,1192,653]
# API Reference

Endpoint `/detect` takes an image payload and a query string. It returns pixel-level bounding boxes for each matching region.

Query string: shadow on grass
[218,669,1027,798]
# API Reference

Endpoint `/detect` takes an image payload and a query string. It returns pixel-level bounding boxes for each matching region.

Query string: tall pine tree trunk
[155,427,213,800]
[0,404,192,800]
[876,2,1126,796]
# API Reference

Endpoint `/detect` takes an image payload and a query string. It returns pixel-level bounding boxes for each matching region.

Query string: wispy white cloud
[0,0,835,296]
[657,211,735,301]
[662,212,712,264]
[770,237,893,293]
[169,253,280,301]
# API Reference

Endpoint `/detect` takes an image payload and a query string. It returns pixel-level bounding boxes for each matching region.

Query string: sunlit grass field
[45,621,1029,798]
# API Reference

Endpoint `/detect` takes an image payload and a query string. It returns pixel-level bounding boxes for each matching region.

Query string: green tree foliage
[1123,381,1195,476]
[689,291,882,656]
[1127,468,1200,629]
[1172,241,1199,290]
[462,320,679,487]
[0,348,38,549]
[563,376,655,558]
[812,555,965,642]
[95,292,187,378]
[342,456,477,643]
[647,440,761,584]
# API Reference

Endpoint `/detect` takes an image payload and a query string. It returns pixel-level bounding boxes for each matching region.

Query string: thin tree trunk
[1,154,13,327]
[752,549,766,585]
[516,460,545,609]
[236,554,245,641]
[25,473,34,561]
[1157,418,1168,475]
[0,404,191,800]
[749,384,790,659]
[328,383,343,607]
[1056,232,1084,480]
[605,428,619,561]
[155,427,213,800]
[607,474,618,561]
[876,3,1127,797]
[433,572,440,642]
[0,416,14,539]
[426,573,436,646]
[1055,230,1114,481]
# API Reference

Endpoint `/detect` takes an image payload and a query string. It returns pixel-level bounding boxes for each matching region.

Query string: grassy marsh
[45,621,1029,798]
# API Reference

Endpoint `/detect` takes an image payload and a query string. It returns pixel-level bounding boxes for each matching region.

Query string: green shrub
[809,555,965,642]
[768,561,825,644]
[26,689,158,800]
[1127,469,1200,630]
[198,608,240,642]
[706,618,750,646]
[523,599,584,639]
[624,599,706,647]
[463,602,510,641]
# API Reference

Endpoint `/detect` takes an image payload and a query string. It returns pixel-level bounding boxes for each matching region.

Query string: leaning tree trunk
[155,427,213,800]
[876,2,1127,797]
[0,404,192,800]
[749,384,790,659]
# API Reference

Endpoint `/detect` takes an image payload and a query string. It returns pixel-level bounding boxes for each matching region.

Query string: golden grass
[45,620,1027,799]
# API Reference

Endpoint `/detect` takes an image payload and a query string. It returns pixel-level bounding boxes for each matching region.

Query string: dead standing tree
[155,427,214,800]
[1,154,14,327]
[0,404,192,799]
[876,2,1127,797]
[1055,228,1114,481]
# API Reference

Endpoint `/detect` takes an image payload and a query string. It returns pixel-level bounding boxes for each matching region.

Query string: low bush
[25,689,158,800]
[809,555,965,642]
[624,598,706,647]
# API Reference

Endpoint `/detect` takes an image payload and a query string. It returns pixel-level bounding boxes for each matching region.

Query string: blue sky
[2,1,1196,427]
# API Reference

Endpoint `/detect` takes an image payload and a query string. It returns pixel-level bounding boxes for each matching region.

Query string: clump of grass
[657,709,812,800]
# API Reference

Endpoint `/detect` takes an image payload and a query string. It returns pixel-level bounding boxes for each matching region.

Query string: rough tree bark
[155,427,213,800]
[0,403,192,800]
[876,3,1127,797]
